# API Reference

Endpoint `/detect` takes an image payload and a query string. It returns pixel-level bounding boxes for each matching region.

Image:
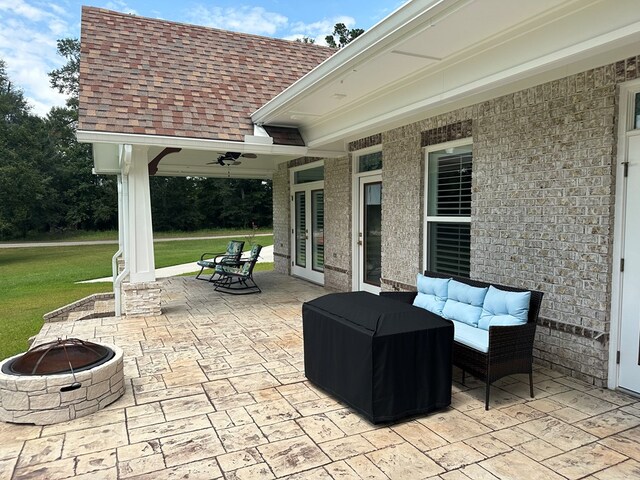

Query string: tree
[47,38,118,233]
[325,23,364,49]
[0,60,53,238]
[295,37,315,44]
[49,38,80,109]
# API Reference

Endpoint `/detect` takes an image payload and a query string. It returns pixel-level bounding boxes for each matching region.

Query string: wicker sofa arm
[379,291,418,304]
[487,322,537,361]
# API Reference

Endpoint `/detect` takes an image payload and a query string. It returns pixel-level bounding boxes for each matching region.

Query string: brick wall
[272,163,290,274]
[471,67,620,386]
[377,60,639,386]
[324,156,352,291]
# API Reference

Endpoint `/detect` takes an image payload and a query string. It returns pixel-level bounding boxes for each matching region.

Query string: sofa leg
[485,381,490,410]
[461,369,466,385]
[529,370,534,398]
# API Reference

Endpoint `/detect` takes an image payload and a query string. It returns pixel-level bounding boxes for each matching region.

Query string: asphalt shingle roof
[78,7,335,142]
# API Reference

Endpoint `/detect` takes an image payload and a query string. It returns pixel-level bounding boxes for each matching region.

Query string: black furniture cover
[303,291,454,424]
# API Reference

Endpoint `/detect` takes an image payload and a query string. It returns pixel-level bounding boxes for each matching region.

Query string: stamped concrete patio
[1,272,639,480]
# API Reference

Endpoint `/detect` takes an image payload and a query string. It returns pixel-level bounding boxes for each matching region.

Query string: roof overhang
[77,130,344,179]
[252,0,640,151]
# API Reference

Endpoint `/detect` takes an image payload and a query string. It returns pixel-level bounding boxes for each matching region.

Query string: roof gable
[78,7,335,142]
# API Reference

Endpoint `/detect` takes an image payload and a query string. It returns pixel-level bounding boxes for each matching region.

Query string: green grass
[1,228,273,243]
[0,235,273,360]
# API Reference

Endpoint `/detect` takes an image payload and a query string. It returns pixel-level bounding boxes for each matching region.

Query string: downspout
[112,173,124,283]
[113,145,132,316]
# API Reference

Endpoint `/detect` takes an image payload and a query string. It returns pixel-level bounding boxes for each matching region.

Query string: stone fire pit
[0,339,124,425]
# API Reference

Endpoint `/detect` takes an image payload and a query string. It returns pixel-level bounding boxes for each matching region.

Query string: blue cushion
[413,274,450,316]
[478,286,531,330]
[451,320,489,353]
[442,280,488,327]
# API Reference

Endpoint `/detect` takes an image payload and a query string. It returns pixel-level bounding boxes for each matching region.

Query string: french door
[291,187,324,284]
[618,131,640,393]
[357,175,382,293]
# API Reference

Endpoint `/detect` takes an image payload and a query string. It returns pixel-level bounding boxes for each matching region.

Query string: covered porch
[2,272,639,479]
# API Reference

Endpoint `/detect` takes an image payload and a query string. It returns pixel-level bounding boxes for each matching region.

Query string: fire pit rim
[1,338,116,376]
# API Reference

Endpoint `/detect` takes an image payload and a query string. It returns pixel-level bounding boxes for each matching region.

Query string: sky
[0,0,406,116]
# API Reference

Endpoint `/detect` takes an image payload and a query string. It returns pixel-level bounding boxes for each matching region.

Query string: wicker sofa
[381,270,543,410]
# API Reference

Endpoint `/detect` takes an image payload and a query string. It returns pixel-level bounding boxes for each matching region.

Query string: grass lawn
[0,235,273,360]
[0,228,273,243]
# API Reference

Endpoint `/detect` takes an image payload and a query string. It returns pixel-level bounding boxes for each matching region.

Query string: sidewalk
[79,245,274,283]
[0,233,273,249]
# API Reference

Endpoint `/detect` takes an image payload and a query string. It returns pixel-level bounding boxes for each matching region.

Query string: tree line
[0,40,272,240]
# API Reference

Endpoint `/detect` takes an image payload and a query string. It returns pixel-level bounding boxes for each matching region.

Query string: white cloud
[103,1,137,15]
[0,0,50,21]
[186,5,288,36]
[288,16,357,45]
[0,2,73,116]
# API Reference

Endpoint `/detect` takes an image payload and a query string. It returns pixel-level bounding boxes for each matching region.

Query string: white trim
[351,146,383,293]
[252,0,449,124]
[352,145,383,179]
[306,21,640,150]
[423,138,473,272]
[77,130,345,158]
[609,78,640,389]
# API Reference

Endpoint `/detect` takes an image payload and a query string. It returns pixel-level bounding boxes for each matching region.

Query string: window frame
[423,137,473,276]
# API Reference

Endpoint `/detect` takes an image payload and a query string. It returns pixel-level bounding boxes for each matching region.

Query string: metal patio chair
[212,244,263,295]
[195,240,245,282]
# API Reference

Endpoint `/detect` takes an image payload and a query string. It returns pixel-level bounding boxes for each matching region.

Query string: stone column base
[121,281,162,317]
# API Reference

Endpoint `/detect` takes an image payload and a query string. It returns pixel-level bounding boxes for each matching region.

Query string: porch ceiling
[84,132,343,179]
[253,0,640,151]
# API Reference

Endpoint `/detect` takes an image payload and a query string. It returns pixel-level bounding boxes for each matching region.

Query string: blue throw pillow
[478,285,531,330]
[441,280,488,327]
[413,274,450,316]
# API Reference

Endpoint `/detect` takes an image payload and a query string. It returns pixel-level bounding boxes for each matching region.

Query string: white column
[127,145,156,283]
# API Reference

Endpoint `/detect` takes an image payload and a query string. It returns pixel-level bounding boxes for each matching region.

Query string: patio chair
[195,240,245,281]
[212,244,262,295]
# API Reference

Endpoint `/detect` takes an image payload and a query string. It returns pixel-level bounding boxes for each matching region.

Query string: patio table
[302,291,454,424]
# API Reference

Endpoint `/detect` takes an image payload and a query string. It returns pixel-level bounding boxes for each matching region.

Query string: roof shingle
[79,7,335,142]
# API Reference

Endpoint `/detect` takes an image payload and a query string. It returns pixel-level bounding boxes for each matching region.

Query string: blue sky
[0,0,405,116]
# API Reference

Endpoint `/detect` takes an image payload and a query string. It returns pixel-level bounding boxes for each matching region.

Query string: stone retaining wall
[43,293,115,323]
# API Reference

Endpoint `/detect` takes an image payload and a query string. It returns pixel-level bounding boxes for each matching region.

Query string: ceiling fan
[207,152,257,166]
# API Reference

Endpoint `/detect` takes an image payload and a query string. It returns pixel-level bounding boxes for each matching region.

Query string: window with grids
[426,143,472,277]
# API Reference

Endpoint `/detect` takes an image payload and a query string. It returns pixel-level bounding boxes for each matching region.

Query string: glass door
[291,182,324,284]
[358,175,382,293]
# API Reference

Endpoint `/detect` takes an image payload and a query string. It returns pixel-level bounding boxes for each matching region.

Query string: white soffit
[252,0,640,149]
[80,130,344,178]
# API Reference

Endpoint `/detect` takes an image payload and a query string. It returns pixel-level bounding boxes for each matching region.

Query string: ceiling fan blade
[241,153,257,159]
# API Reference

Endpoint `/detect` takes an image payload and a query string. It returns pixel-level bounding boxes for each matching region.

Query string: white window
[424,139,472,277]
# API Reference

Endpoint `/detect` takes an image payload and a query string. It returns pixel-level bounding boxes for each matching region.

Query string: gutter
[76,130,344,158]
[113,145,132,317]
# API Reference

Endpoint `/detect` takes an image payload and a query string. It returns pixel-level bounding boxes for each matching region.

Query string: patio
[1,272,639,480]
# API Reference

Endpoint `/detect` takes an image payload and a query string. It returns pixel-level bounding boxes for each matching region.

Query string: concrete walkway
[0,233,273,249]
[79,245,275,283]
